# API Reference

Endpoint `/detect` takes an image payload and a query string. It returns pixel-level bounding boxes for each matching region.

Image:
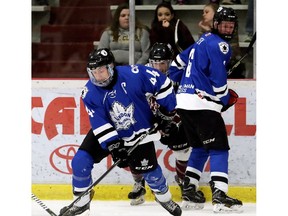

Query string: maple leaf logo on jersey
[110,101,136,130]
[218,42,229,54]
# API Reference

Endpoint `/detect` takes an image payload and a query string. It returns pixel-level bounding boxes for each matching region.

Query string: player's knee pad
[142,165,168,193]
[173,147,192,161]
[72,149,94,188]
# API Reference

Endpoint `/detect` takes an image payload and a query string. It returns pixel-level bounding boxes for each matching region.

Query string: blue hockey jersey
[168,32,232,113]
[81,64,176,150]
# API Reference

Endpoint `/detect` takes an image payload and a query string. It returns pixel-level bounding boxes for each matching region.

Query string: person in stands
[98,3,150,65]
[149,1,195,58]
[198,2,219,37]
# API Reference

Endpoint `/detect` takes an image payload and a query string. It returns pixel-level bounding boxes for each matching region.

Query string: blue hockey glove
[221,89,238,112]
[107,140,129,168]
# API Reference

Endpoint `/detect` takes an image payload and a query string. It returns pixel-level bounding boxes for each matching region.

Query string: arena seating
[32,0,127,78]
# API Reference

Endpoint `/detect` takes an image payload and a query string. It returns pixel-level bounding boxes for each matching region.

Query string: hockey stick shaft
[228,32,256,75]
[59,123,158,216]
[31,193,58,216]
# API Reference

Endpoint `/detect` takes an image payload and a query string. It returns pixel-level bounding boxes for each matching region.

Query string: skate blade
[81,209,91,216]
[213,204,243,213]
[74,209,90,216]
[60,207,90,216]
[130,196,145,206]
[181,200,204,210]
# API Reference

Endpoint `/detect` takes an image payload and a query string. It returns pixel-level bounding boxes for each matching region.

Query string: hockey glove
[107,140,129,168]
[156,107,181,135]
[160,123,189,150]
[221,89,239,112]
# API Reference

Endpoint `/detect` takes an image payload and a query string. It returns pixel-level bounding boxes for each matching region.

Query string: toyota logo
[50,144,79,174]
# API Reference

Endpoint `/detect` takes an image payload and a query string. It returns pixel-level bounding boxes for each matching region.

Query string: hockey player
[60,48,182,216]
[127,42,205,208]
[168,7,243,213]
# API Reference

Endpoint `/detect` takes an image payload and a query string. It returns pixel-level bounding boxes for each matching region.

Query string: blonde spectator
[198,2,219,37]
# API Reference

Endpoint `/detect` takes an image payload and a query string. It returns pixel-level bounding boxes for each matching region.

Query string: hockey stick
[59,123,158,216]
[227,32,256,76]
[31,193,58,216]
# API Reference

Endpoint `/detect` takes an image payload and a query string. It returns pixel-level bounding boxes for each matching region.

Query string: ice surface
[31,200,256,216]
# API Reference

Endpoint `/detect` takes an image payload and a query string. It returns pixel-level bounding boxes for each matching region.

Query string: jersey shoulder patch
[81,86,89,99]
[218,41,229,54]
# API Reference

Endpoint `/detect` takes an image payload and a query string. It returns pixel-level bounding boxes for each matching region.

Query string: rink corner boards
[32,184,256,203]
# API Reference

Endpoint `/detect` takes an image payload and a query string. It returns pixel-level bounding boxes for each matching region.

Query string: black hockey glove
[156,107,181,135]
[160,123,189,150]
[107,140,129,168]
[221,89,239,112]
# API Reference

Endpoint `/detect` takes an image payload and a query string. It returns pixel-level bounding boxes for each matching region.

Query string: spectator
[198,2,219,37]
[168,7,243,213]
[149,2,195,57]
[244,0,254,42]
[97,3,150,65]
[60,48,182,216]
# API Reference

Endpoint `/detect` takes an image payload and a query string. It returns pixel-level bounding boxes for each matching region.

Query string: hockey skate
[181,177,205,210]
[155,195,182,216]
[59,189,95,216]
[128,178,146,205]
[210,181,243,213]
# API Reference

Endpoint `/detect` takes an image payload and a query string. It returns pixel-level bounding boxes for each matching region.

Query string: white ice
[31,200,256,216]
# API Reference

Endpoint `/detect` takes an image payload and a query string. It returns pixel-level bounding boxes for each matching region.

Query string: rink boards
[31,79,256,202]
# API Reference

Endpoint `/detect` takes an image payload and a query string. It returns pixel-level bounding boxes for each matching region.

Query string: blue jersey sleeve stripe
[156,79,173,100]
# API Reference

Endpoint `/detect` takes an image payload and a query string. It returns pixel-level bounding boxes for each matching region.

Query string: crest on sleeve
[81,86,88,99]
[218,42,229,54]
